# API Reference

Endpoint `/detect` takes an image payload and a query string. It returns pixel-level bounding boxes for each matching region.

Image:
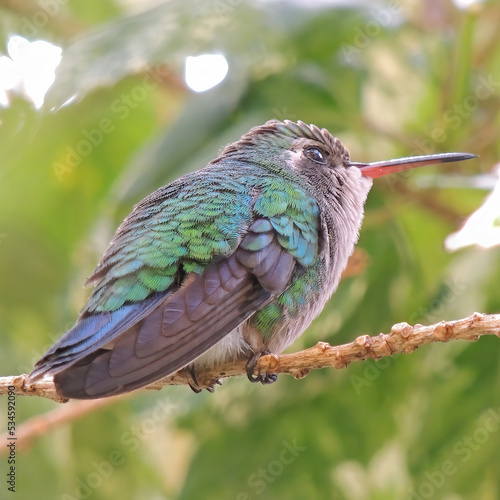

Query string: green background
[1,1,500,499]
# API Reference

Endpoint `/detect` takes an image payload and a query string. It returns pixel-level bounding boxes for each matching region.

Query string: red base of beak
[350,153,478,179]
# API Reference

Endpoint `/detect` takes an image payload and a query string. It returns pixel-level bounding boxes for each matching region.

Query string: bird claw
[188,383,202,394]
[246,351,278,385]
[184,366,219,394]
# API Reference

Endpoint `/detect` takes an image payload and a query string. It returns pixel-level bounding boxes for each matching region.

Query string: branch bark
[1,312,499,404]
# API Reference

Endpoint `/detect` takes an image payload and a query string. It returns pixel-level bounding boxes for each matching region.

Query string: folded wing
[30,166,318,399]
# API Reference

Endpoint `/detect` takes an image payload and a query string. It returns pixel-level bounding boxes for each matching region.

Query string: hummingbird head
[216,119,477,192]
[217,119,351,173]
[215,120,373,210]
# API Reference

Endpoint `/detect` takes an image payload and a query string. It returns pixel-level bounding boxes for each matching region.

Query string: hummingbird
[29,120,476,399]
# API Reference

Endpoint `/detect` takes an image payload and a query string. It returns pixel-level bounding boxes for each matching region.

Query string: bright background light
[445,164,500,251]
[184,54,229,93]
[0,35,62,109]
[451,0,484,10]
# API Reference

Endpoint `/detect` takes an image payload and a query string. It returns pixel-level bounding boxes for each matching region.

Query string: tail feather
[29,292,169,381]
[53,275,270,398]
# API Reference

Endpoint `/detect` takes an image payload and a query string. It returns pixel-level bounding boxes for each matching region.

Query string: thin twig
[1,312,499,403]
[0,312,498,453]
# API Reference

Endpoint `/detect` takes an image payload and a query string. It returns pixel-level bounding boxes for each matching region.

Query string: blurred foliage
[1,1,500,499]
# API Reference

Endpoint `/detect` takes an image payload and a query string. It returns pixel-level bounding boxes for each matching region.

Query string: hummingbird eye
[304,146,328,164]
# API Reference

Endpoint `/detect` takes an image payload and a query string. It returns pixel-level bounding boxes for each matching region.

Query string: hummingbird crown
[215,120,351,167]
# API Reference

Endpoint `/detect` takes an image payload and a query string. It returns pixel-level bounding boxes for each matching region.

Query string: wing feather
[30,163,320,399]
[53,246,291,398]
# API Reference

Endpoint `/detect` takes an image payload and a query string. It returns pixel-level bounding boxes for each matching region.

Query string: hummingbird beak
[350,152,478,179]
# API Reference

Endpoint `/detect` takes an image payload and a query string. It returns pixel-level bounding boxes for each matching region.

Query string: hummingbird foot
[246,351,278,385]
[183,365,221,394]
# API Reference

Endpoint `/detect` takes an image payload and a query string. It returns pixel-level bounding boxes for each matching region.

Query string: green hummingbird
[29,120,476,399]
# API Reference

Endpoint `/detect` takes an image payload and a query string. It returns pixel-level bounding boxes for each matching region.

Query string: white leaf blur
[445,164,500,251]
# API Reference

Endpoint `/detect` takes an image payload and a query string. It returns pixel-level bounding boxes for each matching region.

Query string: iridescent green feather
[252,264,322,338]
[84,161,319,317]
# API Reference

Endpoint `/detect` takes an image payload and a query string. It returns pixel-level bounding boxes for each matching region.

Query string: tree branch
[1,312,499,403]
[0,398,119,455]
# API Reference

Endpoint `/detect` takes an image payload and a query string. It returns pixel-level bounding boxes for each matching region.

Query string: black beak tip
[439,153,479,163]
